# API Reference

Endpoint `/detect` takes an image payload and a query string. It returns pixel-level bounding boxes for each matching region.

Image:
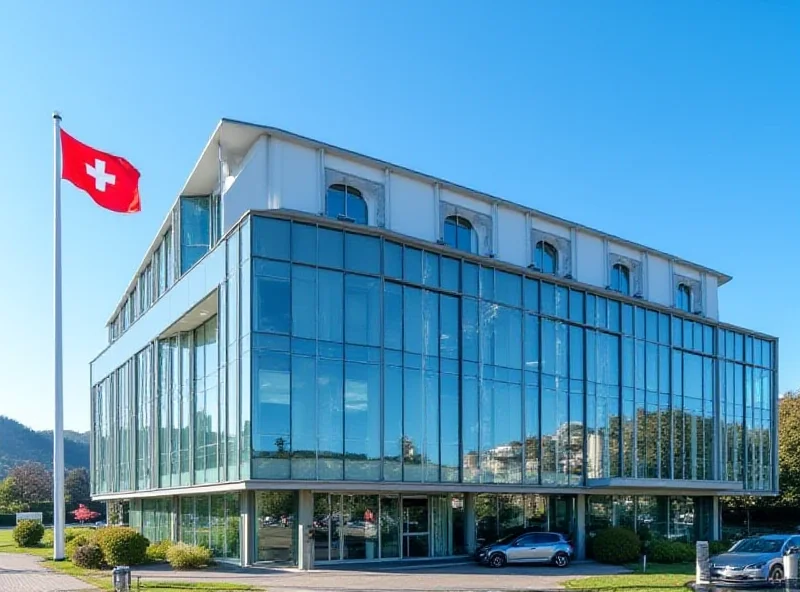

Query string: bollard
[696,541,710,586]
[111,565,131,592]
[785,545,800,585]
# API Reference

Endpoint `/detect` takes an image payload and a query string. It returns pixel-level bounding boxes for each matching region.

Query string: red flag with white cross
[60,129,141,213]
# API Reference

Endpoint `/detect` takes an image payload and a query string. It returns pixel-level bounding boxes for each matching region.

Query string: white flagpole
[52,111,65,561]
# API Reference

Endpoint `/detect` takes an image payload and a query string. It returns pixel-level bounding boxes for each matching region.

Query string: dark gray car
[477,532,574,568]
[710,534,800,583]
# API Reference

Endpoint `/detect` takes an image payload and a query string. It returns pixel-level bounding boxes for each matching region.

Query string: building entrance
[402,497,429,557]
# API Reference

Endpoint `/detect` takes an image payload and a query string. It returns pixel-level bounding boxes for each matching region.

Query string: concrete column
[712,497,721,541]
[171,496,179,542]
[464,493,477,554]
[241,491,255,566]
[297,490,314,570]
[576,494,586,560]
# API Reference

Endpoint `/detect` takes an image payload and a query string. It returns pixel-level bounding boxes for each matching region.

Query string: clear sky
[0,1,798,432]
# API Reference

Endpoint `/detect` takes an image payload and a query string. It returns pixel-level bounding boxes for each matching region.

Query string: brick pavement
[0,553,94,592]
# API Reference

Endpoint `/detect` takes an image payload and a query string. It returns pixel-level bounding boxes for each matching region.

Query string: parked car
[710,534,800,584]
[476,531,574,568]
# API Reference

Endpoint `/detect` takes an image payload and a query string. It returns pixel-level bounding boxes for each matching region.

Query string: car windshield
[731,538,784,554]
[492,534,517,545]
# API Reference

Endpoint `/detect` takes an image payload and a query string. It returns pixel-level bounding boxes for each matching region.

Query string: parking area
[131,559,630,591]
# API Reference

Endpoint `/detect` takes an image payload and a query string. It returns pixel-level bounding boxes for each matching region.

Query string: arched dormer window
[676,283,692,312]
[534,241,558,274]
[443,215,477,253]
[610,263,630,295]
[326,184,368,225]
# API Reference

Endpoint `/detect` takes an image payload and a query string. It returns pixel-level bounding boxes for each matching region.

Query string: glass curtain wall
[92,220,250,496]
[243,214,776,490]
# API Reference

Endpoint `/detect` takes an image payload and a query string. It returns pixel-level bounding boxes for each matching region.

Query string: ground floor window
[142,498,171,543]
[180,494,240,561]
[475,493,560,545]
[586,494,712,555]
[312,493,462,561]
[255,491,297,563]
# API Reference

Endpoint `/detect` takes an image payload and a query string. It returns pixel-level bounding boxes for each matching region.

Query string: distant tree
[71,504,100,524]
[0,477,24,513]
[5,462,51,505]
[65,468,90,506]
[778,393,800,507]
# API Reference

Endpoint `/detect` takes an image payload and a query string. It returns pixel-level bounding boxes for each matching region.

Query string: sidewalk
[0,552,94,592]
[131,559,628,591]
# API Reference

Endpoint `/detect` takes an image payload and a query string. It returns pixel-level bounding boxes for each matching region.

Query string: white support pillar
[297,490,314,570]
[241,491,255,566]
[464,493,477,554]
[576,494,587,560]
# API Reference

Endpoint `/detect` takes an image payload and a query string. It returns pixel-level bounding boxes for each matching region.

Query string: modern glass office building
[90,119,778,566]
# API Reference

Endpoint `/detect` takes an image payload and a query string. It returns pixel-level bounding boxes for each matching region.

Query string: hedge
[94,526,149,566]
[166,543,213,569]
[593,527,641,564]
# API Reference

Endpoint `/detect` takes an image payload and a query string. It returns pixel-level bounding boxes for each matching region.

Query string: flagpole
[52,111,65,561]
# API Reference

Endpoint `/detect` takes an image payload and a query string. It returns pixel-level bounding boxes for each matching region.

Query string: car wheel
[553,551,570,568]
[769,565,784,583]
[488,553,506,568]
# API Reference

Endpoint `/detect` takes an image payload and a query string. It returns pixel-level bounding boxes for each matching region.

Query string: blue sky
[0,1,797,431]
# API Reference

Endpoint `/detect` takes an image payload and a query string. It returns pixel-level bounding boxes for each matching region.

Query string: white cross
[85,159,116,192]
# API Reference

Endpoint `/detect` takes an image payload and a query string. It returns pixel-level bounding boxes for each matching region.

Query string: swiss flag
[60,129,141,213]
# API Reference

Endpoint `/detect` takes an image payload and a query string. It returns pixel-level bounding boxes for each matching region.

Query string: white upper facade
[214,119,728,320]
[109,118,733,328]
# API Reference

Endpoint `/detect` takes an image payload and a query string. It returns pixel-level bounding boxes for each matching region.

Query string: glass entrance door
[549,495,576,540]
[402,497,429,557]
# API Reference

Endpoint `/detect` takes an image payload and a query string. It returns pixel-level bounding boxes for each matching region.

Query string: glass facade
[92,210,778,565]
[109,194,223,346]
[246,215,776,490]
[92,218,251,495]
[93,213,777,495]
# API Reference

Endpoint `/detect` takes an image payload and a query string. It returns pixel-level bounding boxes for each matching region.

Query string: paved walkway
[0,553,94,592]
[131,559,628,591]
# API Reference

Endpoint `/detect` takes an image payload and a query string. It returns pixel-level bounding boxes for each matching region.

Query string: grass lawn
[0,528,261,591]
[564,562,695,592]
[0,526,55,558]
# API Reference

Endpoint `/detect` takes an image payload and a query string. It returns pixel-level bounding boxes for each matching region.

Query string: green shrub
[95,526,149,566]
[65,527,89,543]
[648,539,695,563]
[13,520,45,547]
[66,532,96,560]
[166,542,213,569]
[710,540,733,555]
[146,539,174,562]
[593,527,641,564]
[42,528,54,548]
[72,543,105,569]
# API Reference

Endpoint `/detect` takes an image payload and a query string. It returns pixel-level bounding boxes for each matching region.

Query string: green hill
[0,416,89,479]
